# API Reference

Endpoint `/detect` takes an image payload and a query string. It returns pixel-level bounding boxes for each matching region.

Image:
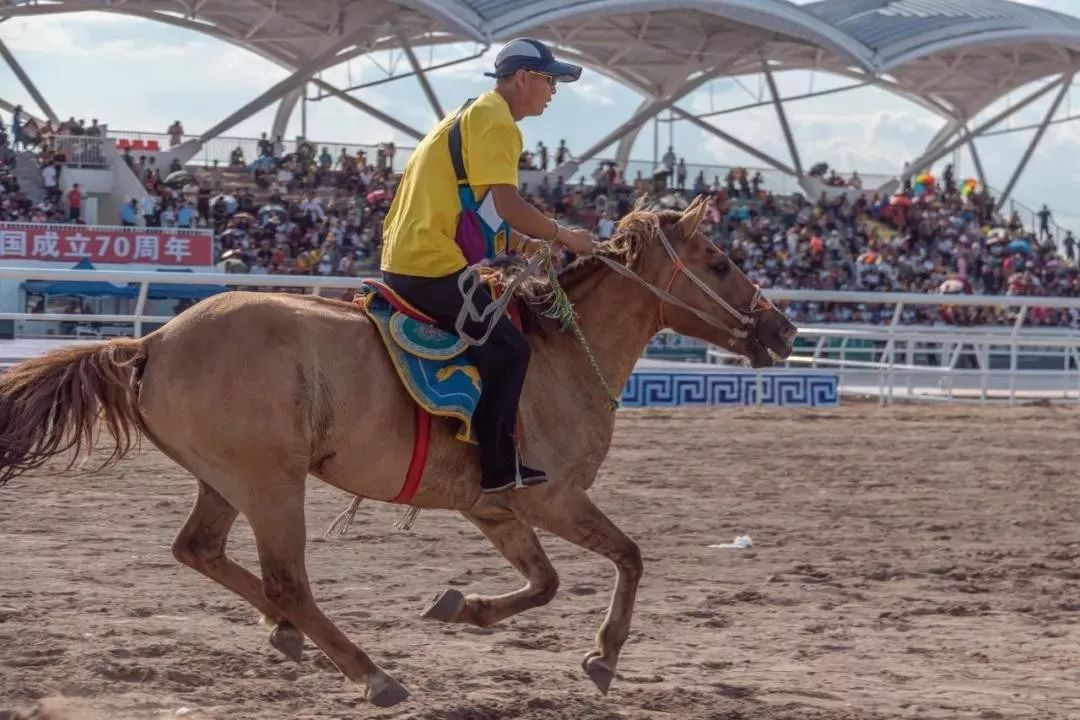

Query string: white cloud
[0,17,88,55]
[214,45,289,87]
[427,49,498,84]
[563,75,616,105]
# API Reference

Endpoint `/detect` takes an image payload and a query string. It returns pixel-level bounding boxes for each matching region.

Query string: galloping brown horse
[0,196,795,707]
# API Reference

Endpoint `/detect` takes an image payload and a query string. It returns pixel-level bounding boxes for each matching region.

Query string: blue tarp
[21,260,229,300]
[21,280,139,297]
[21,258,138,297]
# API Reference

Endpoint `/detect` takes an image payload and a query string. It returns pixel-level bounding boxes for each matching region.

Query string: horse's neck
[555,264,657,398]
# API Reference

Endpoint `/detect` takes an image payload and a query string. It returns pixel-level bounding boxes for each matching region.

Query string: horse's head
[618,195,796,368]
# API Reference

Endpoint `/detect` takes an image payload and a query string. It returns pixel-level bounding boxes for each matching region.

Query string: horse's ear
[677,194,707,238]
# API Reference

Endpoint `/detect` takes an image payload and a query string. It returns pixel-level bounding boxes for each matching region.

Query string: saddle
[354,278,522,447]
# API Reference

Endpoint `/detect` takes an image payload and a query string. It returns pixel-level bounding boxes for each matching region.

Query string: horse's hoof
[421,589,465,622]
[367,670,410,708]
[584,655,615,695]
[269,621,304,663]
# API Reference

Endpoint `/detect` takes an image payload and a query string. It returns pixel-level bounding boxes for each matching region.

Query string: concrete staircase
[12,152,44,202]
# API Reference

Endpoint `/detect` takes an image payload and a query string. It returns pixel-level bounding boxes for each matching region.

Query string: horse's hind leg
[242,473,408,708]
[422,513,559,627]
[517,486,643,695]
[172,479,304,661]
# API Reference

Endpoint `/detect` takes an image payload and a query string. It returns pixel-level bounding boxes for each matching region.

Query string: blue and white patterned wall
[622,371,840,408]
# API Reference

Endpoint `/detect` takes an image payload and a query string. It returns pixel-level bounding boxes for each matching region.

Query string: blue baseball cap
[484,38,582,83]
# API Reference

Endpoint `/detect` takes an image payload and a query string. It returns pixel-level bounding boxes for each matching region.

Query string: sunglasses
[525,69,557,90]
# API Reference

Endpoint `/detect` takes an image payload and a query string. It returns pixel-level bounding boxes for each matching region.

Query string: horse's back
[137,290,480,507]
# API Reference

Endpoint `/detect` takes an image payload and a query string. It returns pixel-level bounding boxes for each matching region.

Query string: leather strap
[448,98,476,187]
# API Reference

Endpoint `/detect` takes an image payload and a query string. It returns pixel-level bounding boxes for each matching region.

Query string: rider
[381,38,595,494]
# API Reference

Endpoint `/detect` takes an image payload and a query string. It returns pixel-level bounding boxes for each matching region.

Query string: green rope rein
[535,242,620,412]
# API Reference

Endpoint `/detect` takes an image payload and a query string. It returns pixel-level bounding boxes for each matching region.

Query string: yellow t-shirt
[381,90,523,277]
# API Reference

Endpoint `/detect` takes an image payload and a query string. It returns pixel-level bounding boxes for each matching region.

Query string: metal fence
[51,135,108,169]
[106,130,412,172]
[2,267,1077,403]
[707,289,1080,404]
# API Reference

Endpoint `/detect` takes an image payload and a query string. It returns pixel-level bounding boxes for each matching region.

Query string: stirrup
[480,455,548,494]
[513,451,548,489]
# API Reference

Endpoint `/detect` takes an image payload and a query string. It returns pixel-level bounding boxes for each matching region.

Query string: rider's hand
[556,226,596,256]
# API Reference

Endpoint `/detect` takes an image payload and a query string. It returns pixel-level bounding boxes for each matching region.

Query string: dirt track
[2,404,1079,720]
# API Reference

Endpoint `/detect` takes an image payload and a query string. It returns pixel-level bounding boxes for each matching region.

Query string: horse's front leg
[514,485,643,694]
[422,511,559,627]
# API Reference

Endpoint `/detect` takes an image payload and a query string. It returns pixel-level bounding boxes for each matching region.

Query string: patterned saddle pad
[356,280,479,445]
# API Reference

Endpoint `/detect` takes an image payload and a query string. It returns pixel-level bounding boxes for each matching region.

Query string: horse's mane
[482,207,683,335]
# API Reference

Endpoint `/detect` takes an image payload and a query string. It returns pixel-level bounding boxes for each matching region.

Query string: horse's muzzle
[747,314,797,368]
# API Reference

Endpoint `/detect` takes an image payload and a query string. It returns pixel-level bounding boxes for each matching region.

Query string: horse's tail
[0,338,148,486]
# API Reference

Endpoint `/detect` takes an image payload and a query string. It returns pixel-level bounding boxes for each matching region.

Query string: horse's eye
[712,258,731,277]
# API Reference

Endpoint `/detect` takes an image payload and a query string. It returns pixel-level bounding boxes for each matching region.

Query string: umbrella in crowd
[938,278,966,294]
[1009,238,1033,255]
[211,193,238,214]
[258,203,287,226]
[220,228,246,241]
[164,170,193,187]
[251,156,276,171]
[229,211,255,230]
[366,189,392,205]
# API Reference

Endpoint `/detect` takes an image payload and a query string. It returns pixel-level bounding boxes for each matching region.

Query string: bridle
[455,212,775,352]
[451,212,778,412]
[595,216,774,347]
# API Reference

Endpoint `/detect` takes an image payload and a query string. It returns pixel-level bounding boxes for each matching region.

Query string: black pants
[383,269,531,489]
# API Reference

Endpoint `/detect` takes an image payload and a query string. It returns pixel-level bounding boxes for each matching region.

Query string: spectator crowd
[2,108,1078,327]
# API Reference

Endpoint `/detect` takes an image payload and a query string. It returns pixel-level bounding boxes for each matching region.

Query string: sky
[2,0,1080,228]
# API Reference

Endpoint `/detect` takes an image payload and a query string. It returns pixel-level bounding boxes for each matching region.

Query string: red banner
[0,222,214,266]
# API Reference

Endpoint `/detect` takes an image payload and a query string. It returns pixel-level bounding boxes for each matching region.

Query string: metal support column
[0,96,41,122]
[672,107,797,176]
[0,38,58,123]
[761,60,802,177]
[922,118,962,161]
[966,123,988,191]
[271,88,303,141]
[901,77,1066,182]
[310,79,425,140]
[396,31,444,120]
[557,71,723,174]
[997,76,1072,208]
[199,35,365,144]
[613,99,651,170]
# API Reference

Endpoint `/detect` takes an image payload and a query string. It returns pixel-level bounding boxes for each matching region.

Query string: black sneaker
[480,462,548,494]
[516,463,548,488]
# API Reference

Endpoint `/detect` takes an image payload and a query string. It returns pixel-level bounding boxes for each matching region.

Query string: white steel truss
[0,0,1078,195]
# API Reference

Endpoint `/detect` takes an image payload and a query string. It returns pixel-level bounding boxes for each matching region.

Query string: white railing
[708,289,1080,404]
[50,135,108,168]
[4,267,1079,403]
[106,130,410,171]
[2,267,364,338]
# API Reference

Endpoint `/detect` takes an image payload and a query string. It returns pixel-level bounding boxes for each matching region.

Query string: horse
[0,195,796,707]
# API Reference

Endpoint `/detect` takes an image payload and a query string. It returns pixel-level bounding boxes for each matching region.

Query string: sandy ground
[2,404,1080,720]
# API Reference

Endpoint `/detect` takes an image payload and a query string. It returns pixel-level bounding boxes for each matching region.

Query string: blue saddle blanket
[358,282,479,444]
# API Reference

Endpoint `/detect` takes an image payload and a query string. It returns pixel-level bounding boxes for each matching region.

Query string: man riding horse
[0,39,798,711]
[381,38,596,494]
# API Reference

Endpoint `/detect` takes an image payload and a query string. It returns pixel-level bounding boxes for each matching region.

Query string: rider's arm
[491,184,565,244]
[509,230,543,256]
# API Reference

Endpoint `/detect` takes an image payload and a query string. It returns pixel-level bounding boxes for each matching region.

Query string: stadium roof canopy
[2,0,1079,202]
